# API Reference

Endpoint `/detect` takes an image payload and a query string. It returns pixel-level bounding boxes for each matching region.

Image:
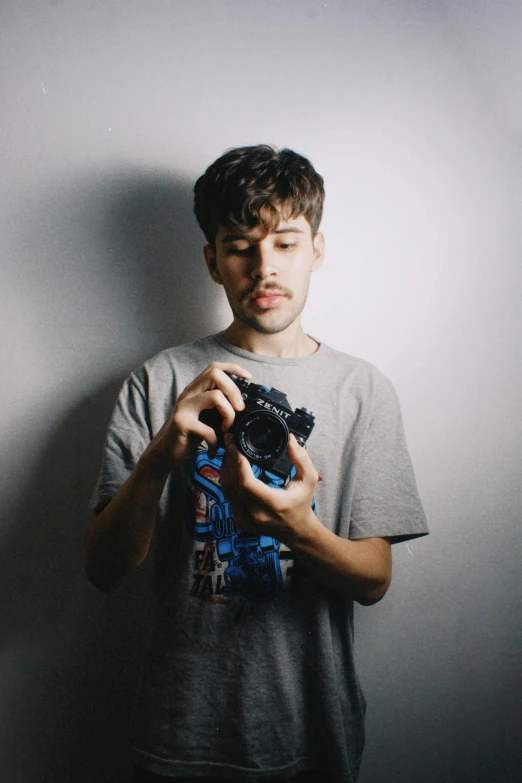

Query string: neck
[220,319,319,358]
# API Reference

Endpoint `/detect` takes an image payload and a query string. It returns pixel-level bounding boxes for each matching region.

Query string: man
[85,145,428,783]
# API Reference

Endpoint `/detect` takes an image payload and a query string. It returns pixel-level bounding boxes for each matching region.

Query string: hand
[142,362,252,471]
[219,432,320,546]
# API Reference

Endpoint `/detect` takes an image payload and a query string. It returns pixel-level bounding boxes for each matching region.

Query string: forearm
[85,362,253,591]
[84,453,172,592]
[288,512,392,604]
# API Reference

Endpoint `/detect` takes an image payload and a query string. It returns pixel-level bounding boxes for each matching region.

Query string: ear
[203,244,223,285]
[311,232,325,272]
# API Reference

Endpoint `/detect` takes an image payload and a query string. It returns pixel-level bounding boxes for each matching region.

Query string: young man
[85,145,428,783]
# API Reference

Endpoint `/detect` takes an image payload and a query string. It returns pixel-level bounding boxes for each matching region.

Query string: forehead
[216,214,313,244]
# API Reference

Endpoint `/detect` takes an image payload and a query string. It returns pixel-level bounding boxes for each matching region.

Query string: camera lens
[249,419,280,451]
[238,411,288,463]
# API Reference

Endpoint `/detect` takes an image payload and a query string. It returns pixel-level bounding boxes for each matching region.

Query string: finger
[196,389,239,432]
[208,362,253,380]
[204,363,252,412]
[212,372,249,414]
[229,450,282,506]
[187,420,220,456]
[222,433,251,476]
[223,434,251,477]
[182,363,251,407]
[286,434,318,486]
[219,446,243,498]
[221,431,245,461]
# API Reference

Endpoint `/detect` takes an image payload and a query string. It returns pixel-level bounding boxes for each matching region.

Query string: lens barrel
[237,410,289,464]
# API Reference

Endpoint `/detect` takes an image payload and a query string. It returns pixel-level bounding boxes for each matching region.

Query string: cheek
[216,263,238,285]
[293,266,313,294]
[221,272,247,300]
[222,271,243,289]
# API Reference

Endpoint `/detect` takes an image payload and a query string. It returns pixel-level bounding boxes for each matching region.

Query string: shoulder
[111,335,222,426]
[143,334,219,370]
[318,342,397,402]
[127,334,220,390]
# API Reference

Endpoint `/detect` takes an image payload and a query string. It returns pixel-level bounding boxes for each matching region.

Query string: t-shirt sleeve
[349,371,429,544]
[90,372,152,514]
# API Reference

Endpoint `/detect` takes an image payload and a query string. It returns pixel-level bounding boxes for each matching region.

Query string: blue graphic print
[187,447,315,602]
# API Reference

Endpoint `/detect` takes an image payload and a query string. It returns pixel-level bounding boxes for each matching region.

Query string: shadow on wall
[101,168,219,341]
[0,169,220,782]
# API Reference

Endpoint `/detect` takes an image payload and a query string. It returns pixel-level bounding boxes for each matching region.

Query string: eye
[225,245,254,256]
[279,242,297,250]
[227,245,255,256]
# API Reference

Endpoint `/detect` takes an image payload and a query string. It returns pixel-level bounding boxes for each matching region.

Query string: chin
[237,313,297,335]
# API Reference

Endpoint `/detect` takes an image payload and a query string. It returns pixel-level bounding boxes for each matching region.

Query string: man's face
[204,214,324,335]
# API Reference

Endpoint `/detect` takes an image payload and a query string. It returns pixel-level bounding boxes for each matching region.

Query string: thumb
[224,432,238,456]
[286,434,318,485]
[223,433,247,471]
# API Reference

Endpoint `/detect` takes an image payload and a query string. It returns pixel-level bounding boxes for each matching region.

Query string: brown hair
[194,144,324,247]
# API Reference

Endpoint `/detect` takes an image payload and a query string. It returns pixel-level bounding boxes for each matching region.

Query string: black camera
[199,372,315,482]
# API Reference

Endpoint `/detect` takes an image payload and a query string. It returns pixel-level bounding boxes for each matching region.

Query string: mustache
[240,284,292,301]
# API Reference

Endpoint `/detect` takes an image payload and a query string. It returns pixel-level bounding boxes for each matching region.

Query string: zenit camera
[199,372,315,482]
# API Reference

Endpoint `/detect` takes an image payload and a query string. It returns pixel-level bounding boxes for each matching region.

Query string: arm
[84,452,172,592]
[84,362,252,592]
[286,520,391,605]
[219,434,391,605]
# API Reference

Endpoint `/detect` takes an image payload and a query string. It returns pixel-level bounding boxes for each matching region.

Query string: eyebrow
[221,227,305,243]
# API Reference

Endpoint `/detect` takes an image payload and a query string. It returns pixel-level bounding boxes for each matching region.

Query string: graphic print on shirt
[187,446,315,604]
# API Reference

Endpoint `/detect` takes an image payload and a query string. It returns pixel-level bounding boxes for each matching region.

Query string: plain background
[1,1,521,781]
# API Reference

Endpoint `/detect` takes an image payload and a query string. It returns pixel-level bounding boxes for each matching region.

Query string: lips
[251,289,285,298]
[251,291,286,309]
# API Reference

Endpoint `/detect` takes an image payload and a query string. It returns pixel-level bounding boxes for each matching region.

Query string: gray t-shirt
[91,333,428,783]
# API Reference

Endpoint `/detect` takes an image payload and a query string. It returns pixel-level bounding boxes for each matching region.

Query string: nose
[249,243,278,280]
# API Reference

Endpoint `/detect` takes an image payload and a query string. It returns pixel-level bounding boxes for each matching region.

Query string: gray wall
[1,2,520,781]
